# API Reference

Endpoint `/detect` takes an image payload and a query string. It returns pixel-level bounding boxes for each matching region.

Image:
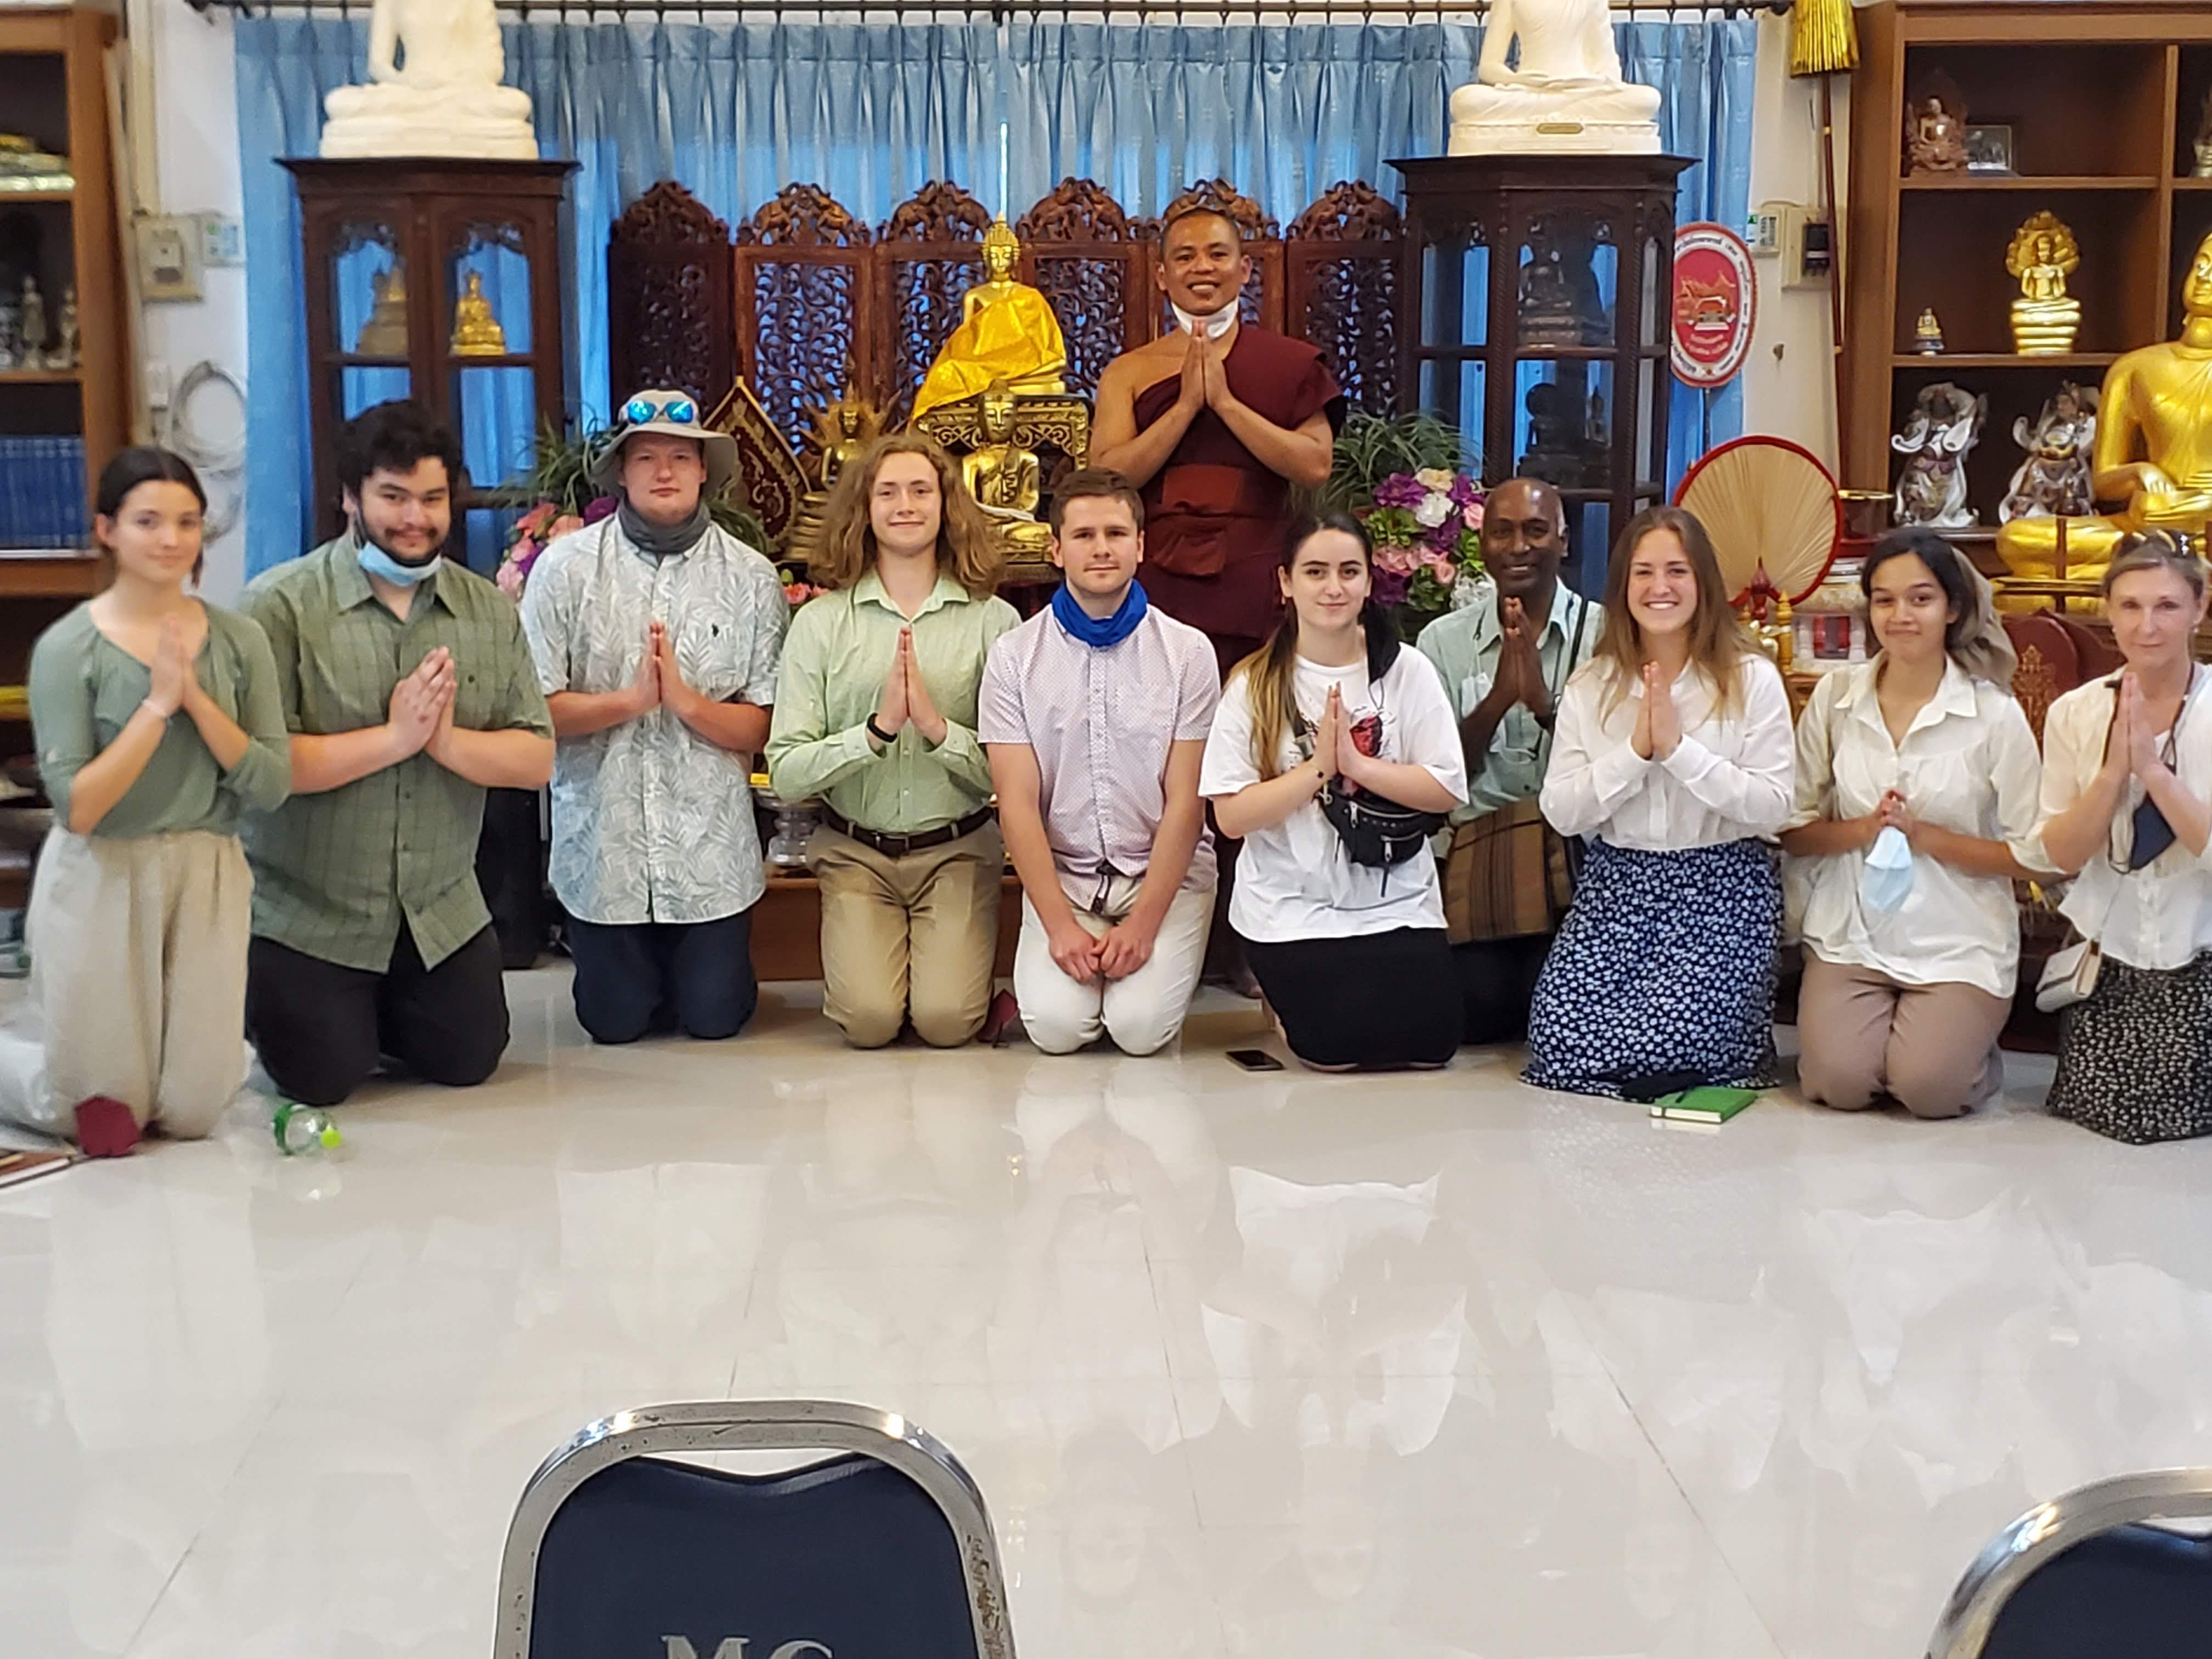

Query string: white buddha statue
[321,0,537,161]
[1449,0,1662,156]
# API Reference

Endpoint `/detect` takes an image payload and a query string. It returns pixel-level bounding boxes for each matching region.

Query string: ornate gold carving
[706,378,811,547]
[2013,642,2058,742]
[914,392,1091,465]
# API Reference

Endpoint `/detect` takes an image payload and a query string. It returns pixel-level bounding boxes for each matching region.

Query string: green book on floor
[1649,1086,1759,1125]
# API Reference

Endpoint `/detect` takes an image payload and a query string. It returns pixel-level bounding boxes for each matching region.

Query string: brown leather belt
[822,805,995,859]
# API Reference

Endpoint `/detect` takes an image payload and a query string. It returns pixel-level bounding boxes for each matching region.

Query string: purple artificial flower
[582,494,619,524]
[1372,473,1430,510]
[1369,564,1411,610]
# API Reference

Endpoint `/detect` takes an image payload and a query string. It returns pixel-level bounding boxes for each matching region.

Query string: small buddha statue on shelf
[1517,231,1584,349]
[17,274,44,369]
[820,400,867,487]
[2007,212,2081,357]
[961,381,1052,553]
[356,261,409,357]
[1904,91,1967,176]
[910,219,1067,423]
[788,392,884,565]
[2194,86,2212,180]
[52,283,76,370]
[449,269,506,356]
[1914,307,1945,356]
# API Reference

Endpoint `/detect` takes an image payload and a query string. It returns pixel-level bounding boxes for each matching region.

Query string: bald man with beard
[1415,477,1604,1045]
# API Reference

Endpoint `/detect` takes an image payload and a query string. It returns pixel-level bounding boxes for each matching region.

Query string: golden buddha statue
[356,260,409,357]
[1999,229,2212,591]
[2007,212,2081,356]
[450,269,506,356]
[910,218,1067,423]
[821,400,867,486]
[961,381,1051,552]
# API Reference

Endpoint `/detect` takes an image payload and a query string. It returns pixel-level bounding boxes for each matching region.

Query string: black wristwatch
[866,716,895,746]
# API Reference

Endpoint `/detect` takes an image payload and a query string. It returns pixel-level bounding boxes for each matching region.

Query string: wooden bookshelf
[1844,4,2212,523]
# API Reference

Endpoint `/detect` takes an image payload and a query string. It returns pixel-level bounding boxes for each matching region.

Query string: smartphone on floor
[1228,1049,1285,1073]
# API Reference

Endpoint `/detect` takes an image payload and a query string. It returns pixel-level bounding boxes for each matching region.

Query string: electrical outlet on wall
[200,216,244,268]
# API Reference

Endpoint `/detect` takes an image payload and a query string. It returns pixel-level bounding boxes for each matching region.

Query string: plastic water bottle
[272,1101,342,1156]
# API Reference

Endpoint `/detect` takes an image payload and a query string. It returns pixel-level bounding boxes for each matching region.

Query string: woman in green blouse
[0,448,289,1155]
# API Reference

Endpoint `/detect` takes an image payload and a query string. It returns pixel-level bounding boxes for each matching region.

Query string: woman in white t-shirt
[1526,505,1795,1098]
[1781,528,2050,1120]
[1200,514,1469,1070]
[2036,532,2212,1143]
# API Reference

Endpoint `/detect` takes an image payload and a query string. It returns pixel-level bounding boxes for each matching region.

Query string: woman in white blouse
[1200,514,1469,1070]
[1526,505,1795,1098]
[2035,531,2212,1143]
[1781,528,2049,1119]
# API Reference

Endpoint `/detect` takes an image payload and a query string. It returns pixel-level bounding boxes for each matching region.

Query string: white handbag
[2035,935,2102,1013]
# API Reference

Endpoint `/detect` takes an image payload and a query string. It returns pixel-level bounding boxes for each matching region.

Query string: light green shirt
[767,569,1018,833]
[239,538,553,972]
[1415,580,1602,823]
[30,601,290,837]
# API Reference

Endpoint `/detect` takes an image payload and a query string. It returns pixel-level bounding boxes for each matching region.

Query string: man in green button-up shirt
[768,437,1018,1048]
[240,401,554,1106]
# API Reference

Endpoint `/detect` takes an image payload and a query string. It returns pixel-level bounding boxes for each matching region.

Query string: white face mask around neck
[1171,301,1237,341]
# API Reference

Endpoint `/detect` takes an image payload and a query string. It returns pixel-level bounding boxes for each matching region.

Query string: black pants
[566,910,757,1045]
[246,923,511,1107]
[1451,933,1554,1046]
[1243,927,1461,1069]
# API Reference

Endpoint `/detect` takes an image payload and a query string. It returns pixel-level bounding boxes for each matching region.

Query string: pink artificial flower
[496,560,525,600]
[546,514,585,541]
[1463,500,1485,531]
[1373,541,1420,576]
[515,502,556,538]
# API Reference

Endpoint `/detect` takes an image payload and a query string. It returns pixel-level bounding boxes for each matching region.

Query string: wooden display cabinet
[1391,154,1692,591]
[282,158,575,571]
[1844,3,2212,538]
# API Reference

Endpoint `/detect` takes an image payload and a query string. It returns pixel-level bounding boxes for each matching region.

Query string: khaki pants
[0,829,252,1141]
[1015,876,1214,1057]
[1796,951,2008,1120]
[809,822,1003,1049]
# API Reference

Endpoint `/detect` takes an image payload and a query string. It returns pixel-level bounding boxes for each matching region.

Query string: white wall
[1740,10,1849,471]
[129,3,1843,585]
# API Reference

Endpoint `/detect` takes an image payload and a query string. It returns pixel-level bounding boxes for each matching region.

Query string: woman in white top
[1526,505,1795,1098]
[1781,528,2049,1119]
[2036,531,2212,1143]
[1200,513,1469,1070]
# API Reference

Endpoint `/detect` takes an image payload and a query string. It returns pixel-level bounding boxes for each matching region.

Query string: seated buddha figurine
[2007,213,2081,357]
[910,219,1068,423]
[321,0,536,161]
[449,270,506,356]
[961,382,1052,554]
[2000,229,2212,591]
[1448,0,1661,155]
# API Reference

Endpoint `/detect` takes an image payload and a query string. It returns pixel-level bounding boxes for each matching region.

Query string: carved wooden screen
[1015,179,1146,402]
[873,181,992,425]
[1286,181,1402,416]
[607,180,736,409]
[735,184,872,453]
[1146,178,1285,337]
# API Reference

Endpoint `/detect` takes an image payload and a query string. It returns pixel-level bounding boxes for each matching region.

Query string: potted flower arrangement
[491,419,775,600]
[1321,412,1485,629]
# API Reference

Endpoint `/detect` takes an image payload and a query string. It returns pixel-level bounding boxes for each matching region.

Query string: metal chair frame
[1926,1468,2212,1659]
[493,1400,1016,1659]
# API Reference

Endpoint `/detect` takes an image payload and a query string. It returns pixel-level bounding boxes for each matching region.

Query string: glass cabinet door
[332,220,413,416]
[442,216,540,572]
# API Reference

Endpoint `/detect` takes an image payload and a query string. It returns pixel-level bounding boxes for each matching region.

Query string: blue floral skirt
[1523,838,1781,1099]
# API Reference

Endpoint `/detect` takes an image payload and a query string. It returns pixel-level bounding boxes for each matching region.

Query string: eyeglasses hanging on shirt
[2110,668,2199,872]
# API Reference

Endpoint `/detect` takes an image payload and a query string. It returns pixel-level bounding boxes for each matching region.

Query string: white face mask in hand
[1860,823,1915,913]
[1172,301,1237,341]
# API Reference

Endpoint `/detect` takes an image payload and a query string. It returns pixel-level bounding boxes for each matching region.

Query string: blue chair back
[1926,1469,2212,1659]
[494,1402,1014,1659]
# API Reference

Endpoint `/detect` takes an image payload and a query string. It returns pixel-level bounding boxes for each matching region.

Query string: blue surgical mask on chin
[1860,824,1916,913]
[353,522,441,588]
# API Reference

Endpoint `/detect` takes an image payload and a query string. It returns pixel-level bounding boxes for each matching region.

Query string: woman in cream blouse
[1781,528,2050,1119]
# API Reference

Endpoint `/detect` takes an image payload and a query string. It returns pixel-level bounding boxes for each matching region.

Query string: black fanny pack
[1317,780,1449,870]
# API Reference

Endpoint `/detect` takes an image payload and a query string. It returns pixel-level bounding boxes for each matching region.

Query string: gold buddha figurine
[450,269,506,356]
[356,260,409,357]
[961,381,1052,552]
[910,218,1067,423]
[2007,213,2081,357]
[1999,229,2212,591]
[1913,306,1944,355]
[821,400,866,486]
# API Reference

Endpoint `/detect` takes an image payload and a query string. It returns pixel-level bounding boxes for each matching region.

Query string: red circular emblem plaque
[1671,223,1758,390]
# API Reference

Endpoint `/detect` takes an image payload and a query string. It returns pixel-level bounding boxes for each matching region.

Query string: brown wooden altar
[606,174,1405,464]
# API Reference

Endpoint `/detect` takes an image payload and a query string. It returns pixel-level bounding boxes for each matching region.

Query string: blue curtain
[234,14,1752,579]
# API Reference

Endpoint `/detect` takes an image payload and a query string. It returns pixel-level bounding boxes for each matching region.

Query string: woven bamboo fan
[1672,436,1843,606]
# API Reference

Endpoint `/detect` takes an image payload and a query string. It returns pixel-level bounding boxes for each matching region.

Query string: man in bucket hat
[520,390,787,1043]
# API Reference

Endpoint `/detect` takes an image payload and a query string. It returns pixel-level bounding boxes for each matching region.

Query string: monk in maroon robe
[1092,207,1346,676]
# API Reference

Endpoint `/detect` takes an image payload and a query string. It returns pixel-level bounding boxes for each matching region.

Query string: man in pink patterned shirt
[980,469,1220,1054]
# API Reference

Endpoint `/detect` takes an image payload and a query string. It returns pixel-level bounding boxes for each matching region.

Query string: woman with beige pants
[0,449,289,1155]
[1782,529,2050,1120]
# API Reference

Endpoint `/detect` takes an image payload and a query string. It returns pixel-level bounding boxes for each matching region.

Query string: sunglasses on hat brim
[622,394,699,427]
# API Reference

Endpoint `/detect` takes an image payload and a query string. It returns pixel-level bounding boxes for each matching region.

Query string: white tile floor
[5,969,2212,1657]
